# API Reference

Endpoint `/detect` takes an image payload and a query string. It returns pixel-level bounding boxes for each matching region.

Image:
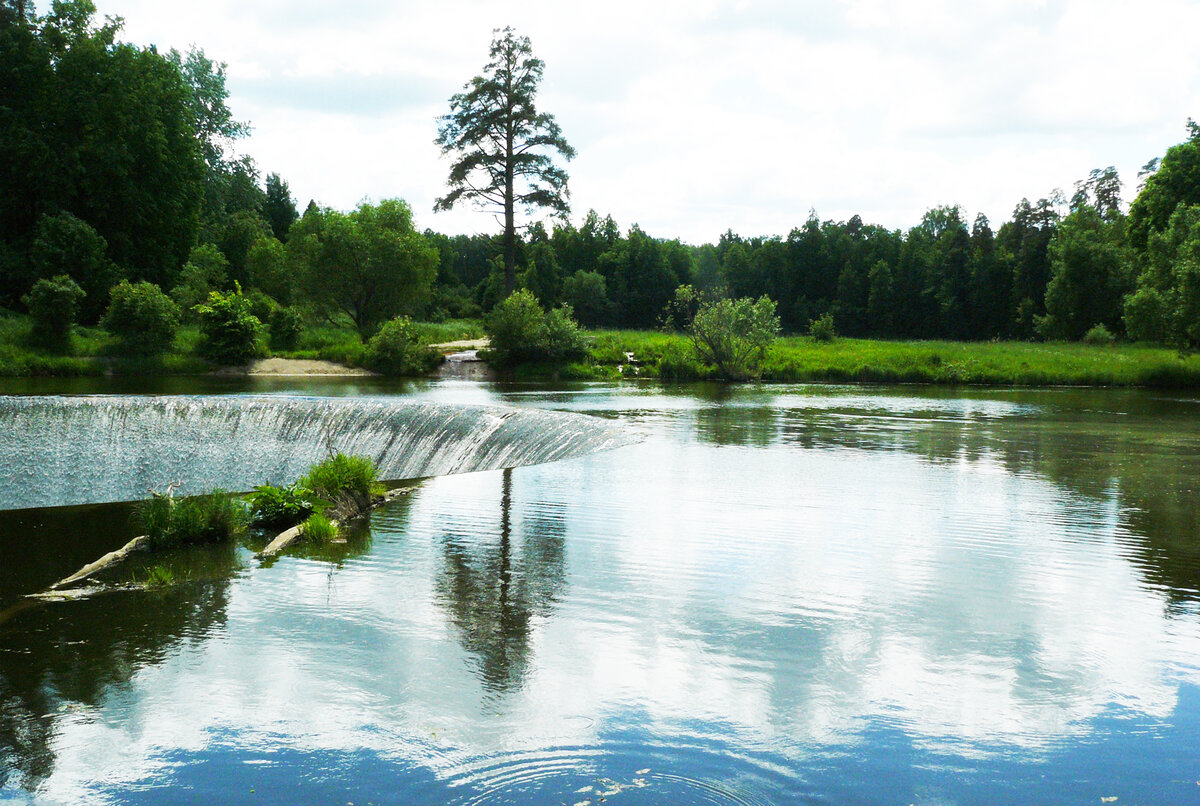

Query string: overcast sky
[77,0,1200,243]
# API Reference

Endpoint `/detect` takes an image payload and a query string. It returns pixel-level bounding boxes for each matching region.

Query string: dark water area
[1,378,1199,804]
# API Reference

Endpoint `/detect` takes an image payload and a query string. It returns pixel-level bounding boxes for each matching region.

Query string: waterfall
[0,396,637,511]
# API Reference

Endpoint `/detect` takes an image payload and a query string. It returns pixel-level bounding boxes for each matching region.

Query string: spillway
[0,395,637,511]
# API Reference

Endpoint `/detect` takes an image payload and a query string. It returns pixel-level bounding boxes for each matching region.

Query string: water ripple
[444,738,808,806]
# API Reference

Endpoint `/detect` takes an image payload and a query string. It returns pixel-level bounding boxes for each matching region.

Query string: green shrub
[809,312,837,342]
[194,285,263,365]
[103,280,181,355]
[23,275,85,349]
[1083,323,1116,345]
[134,490,248,551]
[366,316,441,375]
[245,483,328,529]
[300,453,384,513]
[299,512,338,542]
[485,290,588,365]
[486,289,545,362]
[689,295,781,380]
[541,304,588,360]
[268,306,303,351]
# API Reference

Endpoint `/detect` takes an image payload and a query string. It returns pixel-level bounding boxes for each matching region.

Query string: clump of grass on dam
[298,512,339,542]
[300,453,385,503]
[134,489,248,551]
[245,453,385,537]
[129,453,385,555]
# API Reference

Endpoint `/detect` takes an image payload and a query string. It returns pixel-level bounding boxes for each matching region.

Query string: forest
[3,1,1200,374]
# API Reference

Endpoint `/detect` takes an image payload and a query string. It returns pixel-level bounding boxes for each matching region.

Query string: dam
[0,395,636,510]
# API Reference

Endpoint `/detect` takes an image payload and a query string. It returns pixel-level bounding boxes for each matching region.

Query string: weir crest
[0,395,637,511]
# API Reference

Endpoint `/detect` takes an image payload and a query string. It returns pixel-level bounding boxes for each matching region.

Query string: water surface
[1,379,1199,804]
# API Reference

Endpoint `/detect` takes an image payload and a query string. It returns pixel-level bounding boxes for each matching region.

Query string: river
[1,378,1198,804]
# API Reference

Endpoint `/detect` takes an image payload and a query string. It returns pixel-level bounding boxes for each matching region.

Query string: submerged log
[47,534,152,591]
[28,583,145,601]
[259,523,303,557]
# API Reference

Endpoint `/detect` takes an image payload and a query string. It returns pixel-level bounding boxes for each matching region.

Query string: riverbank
[510,331,1200,389]
[5,310,1200,389]
[0,314,484,378]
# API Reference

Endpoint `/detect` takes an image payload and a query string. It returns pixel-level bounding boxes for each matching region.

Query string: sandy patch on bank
[214,357,376,376]
[213,340,490,376]
[430,338,489,352]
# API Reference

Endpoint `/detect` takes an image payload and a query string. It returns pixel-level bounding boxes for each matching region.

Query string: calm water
[2,379,1200,805]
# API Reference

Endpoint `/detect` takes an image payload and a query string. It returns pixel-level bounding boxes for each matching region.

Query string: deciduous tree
[290,199,438,338]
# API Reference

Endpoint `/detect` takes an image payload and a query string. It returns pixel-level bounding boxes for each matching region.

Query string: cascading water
[0,395,637,511]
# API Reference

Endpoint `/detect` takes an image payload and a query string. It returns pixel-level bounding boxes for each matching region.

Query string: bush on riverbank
[23,275,86,350]
[484,290,588,365]
[194,286,264,365]
[268,306,304,351]
[103,281,181,355]
[366,316,442,375]
[688,293,781,380]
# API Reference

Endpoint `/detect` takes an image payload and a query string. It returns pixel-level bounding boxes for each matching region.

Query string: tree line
[427,125,1199,351]
[2,4,1198,355]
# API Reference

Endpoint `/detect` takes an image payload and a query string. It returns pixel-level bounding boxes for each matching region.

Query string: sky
[70,0,1200,243]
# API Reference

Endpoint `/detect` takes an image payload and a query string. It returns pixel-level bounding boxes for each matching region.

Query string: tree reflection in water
[436,468,567,694]
[0,541,238,791]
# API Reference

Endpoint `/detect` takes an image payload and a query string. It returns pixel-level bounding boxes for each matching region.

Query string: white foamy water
[0,395,638,510]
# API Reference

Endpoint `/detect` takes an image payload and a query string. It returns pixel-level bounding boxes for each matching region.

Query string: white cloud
[70,0,1200,242]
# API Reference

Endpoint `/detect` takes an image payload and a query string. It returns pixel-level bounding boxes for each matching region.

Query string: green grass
[414,318,485,345]
[133,490,249,551]
[136,565,178,589]
[299,512,339,542]
[300,453,384,504]
[759,337,1200,387]
[577,330,1200,388]
[0,314,211,376]
[279,324,367,366]
[276,319,484,366]
[0,312,479,376]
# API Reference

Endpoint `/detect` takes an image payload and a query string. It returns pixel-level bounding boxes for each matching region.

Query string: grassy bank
[0,314,211,376]
[7,306,1200,388]
[571,330,1200,388]
[0,312,483,377]
[273,319,484,366]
